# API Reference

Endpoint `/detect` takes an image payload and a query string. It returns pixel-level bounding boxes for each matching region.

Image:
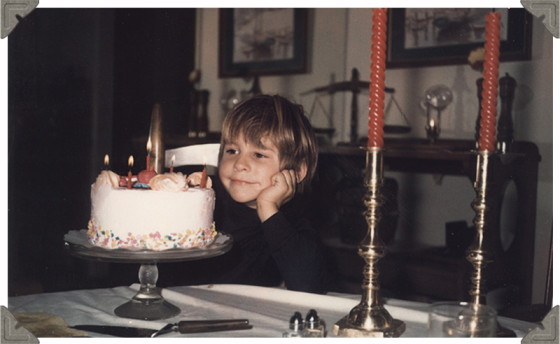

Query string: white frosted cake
[87,170,216,250]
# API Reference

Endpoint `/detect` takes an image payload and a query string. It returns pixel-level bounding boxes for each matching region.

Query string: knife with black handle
[71,319,252,337]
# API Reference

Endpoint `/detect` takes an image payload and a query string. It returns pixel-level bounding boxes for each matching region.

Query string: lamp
[424,85,453,142]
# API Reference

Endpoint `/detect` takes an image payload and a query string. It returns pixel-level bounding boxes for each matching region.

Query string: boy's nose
[233,154,250,172]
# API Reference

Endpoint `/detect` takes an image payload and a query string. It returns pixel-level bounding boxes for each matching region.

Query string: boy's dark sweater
[187,178,327,294]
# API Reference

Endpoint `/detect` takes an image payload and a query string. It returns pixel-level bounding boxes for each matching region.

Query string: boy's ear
[296,164,308,184]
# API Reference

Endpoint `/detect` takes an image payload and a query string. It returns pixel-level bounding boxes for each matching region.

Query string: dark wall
[112,9,195,167]
[8,8,196,295]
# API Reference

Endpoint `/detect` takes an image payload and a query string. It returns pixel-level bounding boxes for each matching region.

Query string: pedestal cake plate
[64,229,233,321]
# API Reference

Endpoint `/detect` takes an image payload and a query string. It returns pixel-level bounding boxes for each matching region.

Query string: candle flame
[147,137,152,154]
[104,154,109,167]
[128,155,134,167]
[429,119,435,128]
[171,155,175,166]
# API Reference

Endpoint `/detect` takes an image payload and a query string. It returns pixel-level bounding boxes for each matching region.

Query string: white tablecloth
[8,283,537,340]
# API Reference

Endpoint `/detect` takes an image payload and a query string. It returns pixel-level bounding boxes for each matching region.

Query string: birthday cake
[87,170,216,250]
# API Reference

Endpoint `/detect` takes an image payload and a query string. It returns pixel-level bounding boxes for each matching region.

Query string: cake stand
[64,230,233,321]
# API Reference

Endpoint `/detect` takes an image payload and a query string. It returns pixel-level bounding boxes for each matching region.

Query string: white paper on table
[64,229,93,247]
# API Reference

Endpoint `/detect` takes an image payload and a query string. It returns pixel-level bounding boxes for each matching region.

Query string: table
[8,283,537,339]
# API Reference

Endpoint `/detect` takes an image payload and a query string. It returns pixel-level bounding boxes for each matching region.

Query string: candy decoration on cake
[87,221,217,250]
[478,11,501,152]
[367,8,388,148]
[137,167,157,186]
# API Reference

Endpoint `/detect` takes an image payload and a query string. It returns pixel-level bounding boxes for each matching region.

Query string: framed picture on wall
[219,8,308,78]
[386,8,532,68]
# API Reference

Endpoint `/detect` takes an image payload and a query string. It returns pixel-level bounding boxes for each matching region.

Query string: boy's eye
[225,148,238,155]
[254,152,267,159]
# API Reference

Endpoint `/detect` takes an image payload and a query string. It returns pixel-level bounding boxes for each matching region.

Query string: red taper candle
[146,138,152,170]
[367,8,388,148]
[200,165,207,188]
[478,11,501,152]
[127,155,134,189]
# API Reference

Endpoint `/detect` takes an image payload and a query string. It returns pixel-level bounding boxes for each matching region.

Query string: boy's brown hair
[219,94,318,193]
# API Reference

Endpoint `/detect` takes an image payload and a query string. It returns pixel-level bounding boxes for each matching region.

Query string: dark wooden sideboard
[308,138,540,312]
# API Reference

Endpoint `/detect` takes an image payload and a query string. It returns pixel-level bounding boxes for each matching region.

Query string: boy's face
[219,135,281,209]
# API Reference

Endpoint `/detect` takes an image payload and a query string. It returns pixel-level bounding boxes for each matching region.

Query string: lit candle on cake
[104,154,109,170]
[127,155,134,189]
[200,165,207,188]
[137,138,158,185]
[478,10,501,152]
[367,8,388,148]
[170,154,175,173]
[146,138,152,170]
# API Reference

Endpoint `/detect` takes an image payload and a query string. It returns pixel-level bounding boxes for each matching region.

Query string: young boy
[190,94,326,294]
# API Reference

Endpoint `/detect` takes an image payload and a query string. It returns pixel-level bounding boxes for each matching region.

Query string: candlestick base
[442,323,515,338]
[333,317,405,338]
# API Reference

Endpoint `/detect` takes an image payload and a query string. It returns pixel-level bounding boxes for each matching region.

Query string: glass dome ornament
[424,85,453,142]
[425,84,453,110]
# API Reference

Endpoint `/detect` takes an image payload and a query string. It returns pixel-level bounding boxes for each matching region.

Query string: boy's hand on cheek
[256,169,297,222]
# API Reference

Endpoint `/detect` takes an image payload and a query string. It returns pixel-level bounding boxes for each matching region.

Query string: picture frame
[219,8,308,78]
[386,8,532,69]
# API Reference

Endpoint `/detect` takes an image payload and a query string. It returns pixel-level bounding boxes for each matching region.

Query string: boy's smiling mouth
[231,178,254,185]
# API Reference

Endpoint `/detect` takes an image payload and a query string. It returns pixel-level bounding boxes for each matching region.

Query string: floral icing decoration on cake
[187,171,213,188]
[149,172,188,192]
[87,220,217,250]
[93,170,120,194]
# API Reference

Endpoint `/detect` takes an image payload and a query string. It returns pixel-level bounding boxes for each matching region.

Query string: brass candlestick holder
[333,147,405,338]
[149,103,165,174]
[467,150,496,306]
[467,150,515,337]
